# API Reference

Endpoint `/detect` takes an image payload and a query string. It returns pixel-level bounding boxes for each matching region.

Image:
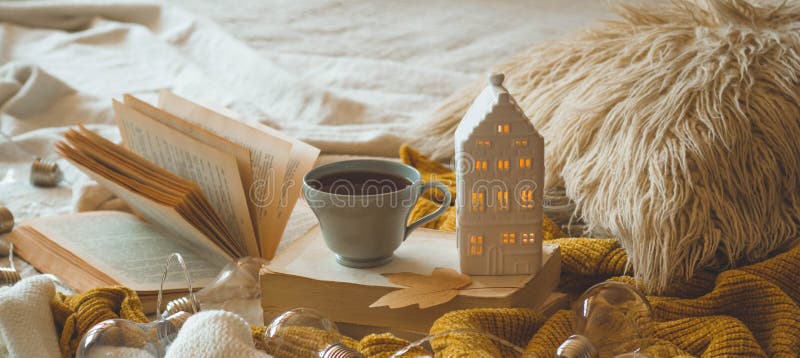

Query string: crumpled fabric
[0,276,61,358]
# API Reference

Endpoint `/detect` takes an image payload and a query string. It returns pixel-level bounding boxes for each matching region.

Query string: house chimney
[489,73,504,86]
[490,73,509,102]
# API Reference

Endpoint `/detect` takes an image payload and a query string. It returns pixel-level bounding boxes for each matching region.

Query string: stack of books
[261,224,562,336]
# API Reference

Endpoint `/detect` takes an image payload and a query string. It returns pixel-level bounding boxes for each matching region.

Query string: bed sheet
[169,0,610,155]
[0,0,608,273]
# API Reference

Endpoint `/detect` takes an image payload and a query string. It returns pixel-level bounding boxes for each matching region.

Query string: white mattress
[0,0,609,262]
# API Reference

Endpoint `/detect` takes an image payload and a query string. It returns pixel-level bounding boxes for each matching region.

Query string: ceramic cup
[302,159,452,268]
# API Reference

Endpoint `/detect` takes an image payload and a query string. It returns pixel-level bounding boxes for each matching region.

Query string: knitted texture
[49,287,410,358]
[400,145,800,357]
[0,276,61,358]
[430,308,546,356]
[51,286,148,358]
[252,324,421,358]
[166,311,269,357]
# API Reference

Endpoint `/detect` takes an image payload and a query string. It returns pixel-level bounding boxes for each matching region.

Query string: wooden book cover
[261,226,561,334]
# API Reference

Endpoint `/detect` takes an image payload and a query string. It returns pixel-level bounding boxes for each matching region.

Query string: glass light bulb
[76,311,191,358]
[391,328,527,357]
[263,308,361,358]
[557,281,654,358]
[164,257,267,325]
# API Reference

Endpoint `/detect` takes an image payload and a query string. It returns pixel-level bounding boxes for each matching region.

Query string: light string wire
[8,242,14,271]
[156,253,199,318]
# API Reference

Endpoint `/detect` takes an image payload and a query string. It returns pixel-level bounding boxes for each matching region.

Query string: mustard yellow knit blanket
[51,145,800,357]
[399,145,800,357]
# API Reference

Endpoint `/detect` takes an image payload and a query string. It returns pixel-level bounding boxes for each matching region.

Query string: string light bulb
[556,281,654,358]
[263,308,361,358]
[77,253,198,357]
[76,311,191,358]
[1,131,64,187]
[30,157,64,187]
[0,206,19,287]
[163,256,267,325]
[0,206,13,234]
[0,242,20,287]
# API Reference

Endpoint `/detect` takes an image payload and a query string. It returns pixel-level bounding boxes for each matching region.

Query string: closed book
[261,226,560,334]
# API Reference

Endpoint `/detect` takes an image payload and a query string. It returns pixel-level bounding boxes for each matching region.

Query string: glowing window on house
[474,160,488,171]
[476,139,491,146]
[520,189,534,209]
[522,233,536,244]
[469,235,484,256]
[514,139,528,146]
[518,158,531,169]
[471,191,485,212]
[502,233,516,244]
[496,191,509,210]
[496,160,509,170]
[497,124,510,134]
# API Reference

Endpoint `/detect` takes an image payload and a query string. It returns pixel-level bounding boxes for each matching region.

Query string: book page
[122,95,255,227]
[158,91,319,259]
[269,142,319,256]
[113,100,258,257]
[23,211,225,291]
[58,127,239,258]
[72,160,235,264]
[276,199,319,254]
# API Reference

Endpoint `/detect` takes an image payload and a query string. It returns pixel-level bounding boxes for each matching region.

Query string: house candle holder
[455,73,544,276]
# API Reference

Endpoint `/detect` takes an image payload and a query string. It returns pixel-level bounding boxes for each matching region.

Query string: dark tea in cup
[309,171,413,195]
[302,159,451,268]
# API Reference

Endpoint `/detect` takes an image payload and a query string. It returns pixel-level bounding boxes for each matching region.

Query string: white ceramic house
[455,73,544,276]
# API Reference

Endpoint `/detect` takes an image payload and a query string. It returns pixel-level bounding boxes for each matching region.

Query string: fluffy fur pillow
[416,0,800,292]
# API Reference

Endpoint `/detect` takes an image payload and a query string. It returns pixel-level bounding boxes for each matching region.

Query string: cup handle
[405,181,452,239]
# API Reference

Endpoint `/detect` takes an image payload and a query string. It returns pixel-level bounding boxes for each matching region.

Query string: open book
[10,92,318,311]
[68,91,318,260]
[10,211,225,313]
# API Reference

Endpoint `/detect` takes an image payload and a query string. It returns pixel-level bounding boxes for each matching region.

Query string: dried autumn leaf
[383,268,471,289]
[369,268,472,309]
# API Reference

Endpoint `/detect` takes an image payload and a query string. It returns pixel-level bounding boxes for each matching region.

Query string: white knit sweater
[166,311,271,358]
[0,276,60,358]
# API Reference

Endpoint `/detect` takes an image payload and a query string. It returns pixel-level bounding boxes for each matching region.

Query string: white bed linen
[0,0,609,354]
[0,0,607,222]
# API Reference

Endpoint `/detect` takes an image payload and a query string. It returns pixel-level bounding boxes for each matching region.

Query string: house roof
[454,73,536,145]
